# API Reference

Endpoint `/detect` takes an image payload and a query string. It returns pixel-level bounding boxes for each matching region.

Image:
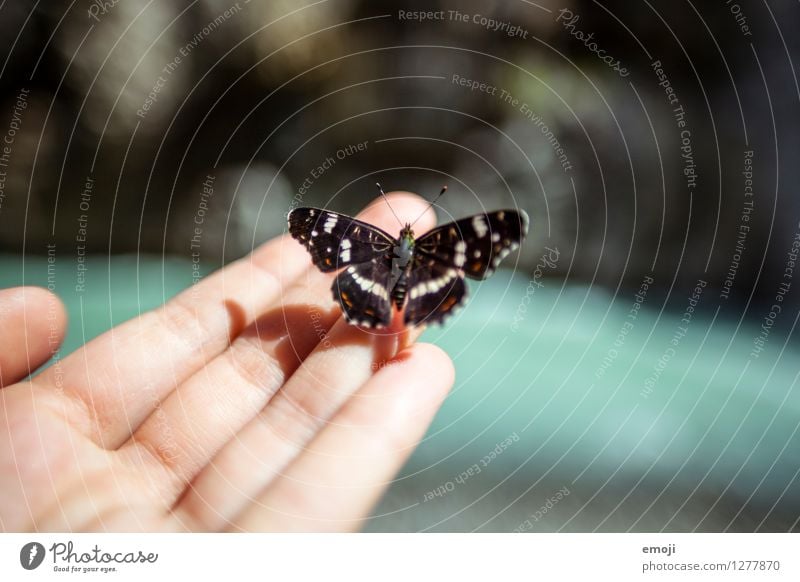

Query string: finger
[172,318,424,527]
[226,343,454,532]
[0,287,66,387]
[126,193,436,508]
[37,232,311,447]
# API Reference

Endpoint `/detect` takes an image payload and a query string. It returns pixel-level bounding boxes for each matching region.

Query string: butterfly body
[288,206,528,328]
[388,227,415,309]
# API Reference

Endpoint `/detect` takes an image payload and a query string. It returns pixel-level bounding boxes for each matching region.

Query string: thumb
[0,287,66,387]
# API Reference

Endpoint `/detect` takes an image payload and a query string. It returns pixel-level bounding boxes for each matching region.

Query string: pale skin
[0,192,454,532]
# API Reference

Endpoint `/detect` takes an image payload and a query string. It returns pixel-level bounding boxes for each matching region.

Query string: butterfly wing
[403,262,467,326]
[289,207,396,328]
[288,207,395,272]
[333,260,394,328]
[403,209,528,325]
[415,209,529,280]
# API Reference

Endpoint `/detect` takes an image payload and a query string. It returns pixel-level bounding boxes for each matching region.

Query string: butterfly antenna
[410,185,447,228]
[376,182,404,228]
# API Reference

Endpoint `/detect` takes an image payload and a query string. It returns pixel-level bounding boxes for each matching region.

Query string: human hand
[0,192,454,532]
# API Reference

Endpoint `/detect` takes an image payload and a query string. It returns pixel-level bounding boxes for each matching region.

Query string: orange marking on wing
[442,295,458,311]
[341,291,353,307]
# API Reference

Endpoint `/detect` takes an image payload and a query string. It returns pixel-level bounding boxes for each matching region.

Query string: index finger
[159,192,439,522]
[35,219,313,445]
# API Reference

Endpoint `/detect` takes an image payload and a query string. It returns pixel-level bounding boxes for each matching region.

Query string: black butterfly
[288,204,529,328]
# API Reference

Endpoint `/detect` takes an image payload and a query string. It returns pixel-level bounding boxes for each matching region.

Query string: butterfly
[288,194,529,328]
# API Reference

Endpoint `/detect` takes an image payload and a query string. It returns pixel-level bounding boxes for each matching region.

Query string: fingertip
[405,342,455,396]
[0,287,66,386]
[29,287,68,345]
[34,285,67,322]
[358,191,437,235]
[2,286,67,329]
[355,341,453,455]
[373,341,454,408]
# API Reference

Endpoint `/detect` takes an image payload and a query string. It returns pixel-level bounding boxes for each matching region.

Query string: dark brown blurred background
[1,0,798,308]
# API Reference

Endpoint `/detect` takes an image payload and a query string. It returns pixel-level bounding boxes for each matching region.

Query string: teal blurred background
[4,254,797,531]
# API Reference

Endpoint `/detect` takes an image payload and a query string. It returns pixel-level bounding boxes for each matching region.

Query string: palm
[0,193,454,532]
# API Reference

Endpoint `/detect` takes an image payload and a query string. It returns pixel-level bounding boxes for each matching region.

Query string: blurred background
[1,0,799,531]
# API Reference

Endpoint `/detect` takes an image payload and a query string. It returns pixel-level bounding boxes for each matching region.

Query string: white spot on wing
[454,240,467,267]
[472,215,488,238]
[347,269,388,300]
[323,214,338,234]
